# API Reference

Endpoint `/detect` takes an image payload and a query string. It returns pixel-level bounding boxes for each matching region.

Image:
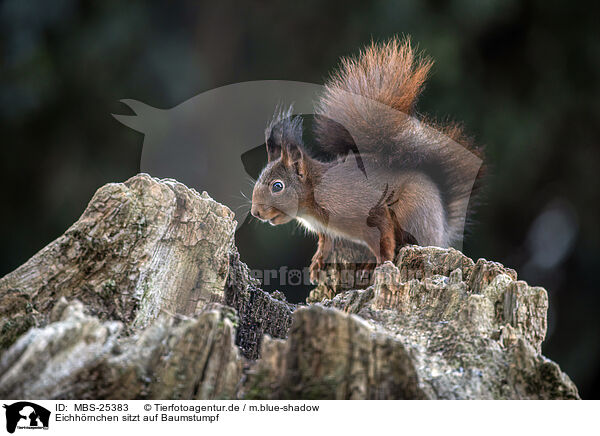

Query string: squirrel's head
[251,108,309,226]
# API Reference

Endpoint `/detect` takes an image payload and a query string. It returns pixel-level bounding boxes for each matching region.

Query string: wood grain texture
[0,175,579,399]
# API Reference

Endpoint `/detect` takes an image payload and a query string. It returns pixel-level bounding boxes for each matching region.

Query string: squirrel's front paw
[309,256,325,284]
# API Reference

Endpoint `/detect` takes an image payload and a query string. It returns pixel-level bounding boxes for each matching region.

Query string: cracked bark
[0,174,580,399]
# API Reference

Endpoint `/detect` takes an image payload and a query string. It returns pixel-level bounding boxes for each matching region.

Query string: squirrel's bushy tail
[314,37,484,245]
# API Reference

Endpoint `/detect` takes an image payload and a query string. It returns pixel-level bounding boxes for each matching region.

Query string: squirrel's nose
[251,205,262,219]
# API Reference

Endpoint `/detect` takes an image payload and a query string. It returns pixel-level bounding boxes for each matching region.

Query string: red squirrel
[250,38,483,282]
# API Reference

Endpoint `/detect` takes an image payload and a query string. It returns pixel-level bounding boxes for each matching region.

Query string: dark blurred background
[1,0,599,397]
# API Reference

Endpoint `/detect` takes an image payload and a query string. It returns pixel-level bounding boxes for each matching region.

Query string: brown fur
[251,37,484,282]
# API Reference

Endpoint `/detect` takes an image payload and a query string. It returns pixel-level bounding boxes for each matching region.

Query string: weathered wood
[0,174,235,332]
[225,249,294,360]
[0,174,580,399]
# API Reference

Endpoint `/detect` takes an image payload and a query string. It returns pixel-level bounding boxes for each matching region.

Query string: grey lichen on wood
[0,174,580,399]
[319,257,570,399]
[0,174,235,331]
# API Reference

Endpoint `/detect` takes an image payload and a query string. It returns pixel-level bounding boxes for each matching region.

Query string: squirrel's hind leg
[365,206,396,263]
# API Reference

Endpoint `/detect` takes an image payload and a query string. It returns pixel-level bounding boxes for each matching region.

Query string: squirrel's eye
[271,180,284,193]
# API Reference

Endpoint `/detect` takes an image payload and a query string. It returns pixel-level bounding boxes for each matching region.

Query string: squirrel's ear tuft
[265,104,303,163]
[266,137,282,162]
